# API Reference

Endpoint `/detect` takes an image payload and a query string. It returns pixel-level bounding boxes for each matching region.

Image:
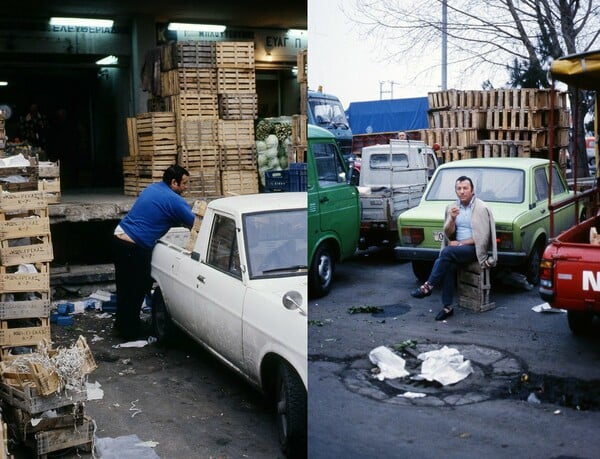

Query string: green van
[307,124,360,297]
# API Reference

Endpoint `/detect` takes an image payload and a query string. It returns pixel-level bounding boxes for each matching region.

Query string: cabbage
[256,140,267,152]
[265,134,279,148]
[279,156,288,169]
[257,154,268,167]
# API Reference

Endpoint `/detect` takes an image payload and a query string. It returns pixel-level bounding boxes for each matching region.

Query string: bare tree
[347,0,600,177]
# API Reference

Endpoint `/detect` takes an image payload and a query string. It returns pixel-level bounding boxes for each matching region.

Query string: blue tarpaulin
[346,97,429,135]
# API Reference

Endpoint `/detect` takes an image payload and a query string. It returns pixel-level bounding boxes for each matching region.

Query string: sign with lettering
[582,270,600,292]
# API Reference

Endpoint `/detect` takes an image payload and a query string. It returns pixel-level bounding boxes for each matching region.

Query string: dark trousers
[113,236,153,339]
[428,245,477,306]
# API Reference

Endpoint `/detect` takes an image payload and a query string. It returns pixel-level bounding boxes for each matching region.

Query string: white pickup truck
[357,139,434,249]
[150,193,307,457]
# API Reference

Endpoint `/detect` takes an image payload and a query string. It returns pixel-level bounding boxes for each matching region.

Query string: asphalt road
[308,248,600,459]
[8,310,284,459]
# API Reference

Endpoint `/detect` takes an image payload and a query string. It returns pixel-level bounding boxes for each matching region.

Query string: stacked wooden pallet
[422,88,569,162]
[123,112,178,196]
[126,41,260,197]
[37,161,61,204]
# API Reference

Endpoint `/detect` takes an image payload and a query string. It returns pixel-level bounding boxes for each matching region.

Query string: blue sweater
[119,181,195,249]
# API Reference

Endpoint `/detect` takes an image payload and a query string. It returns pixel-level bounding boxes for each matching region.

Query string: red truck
[539,215,600,335]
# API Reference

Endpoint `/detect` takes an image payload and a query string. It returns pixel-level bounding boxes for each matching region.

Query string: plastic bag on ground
[415,346,473,386]
[368,345,410,381]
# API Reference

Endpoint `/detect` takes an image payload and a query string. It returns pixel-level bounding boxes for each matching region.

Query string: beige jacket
[442,197,498,267]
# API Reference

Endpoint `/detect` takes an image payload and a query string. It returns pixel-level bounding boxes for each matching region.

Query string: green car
[395,157,581,284]
[307,124,360,297]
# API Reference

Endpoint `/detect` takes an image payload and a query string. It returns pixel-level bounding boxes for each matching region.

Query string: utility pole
[441,0,447,90]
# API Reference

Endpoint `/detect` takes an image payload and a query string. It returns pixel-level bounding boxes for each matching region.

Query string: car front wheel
[276,362,307,458]
[309,243,334,298]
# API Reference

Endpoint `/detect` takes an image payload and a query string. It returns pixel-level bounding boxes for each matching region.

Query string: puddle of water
[372,303,411,318]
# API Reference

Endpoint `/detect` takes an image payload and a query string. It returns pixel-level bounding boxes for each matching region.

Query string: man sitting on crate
[410,176,497,321]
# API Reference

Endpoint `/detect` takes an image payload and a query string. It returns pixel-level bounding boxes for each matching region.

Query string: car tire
[567,310,594,336]
[412,260,433,283]
[276,362,307,458]
[522,243,543,285]
[309,243,334,298]
[151,288,176,344]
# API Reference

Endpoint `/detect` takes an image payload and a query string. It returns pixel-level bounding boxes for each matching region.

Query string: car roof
[438,157,549,169]
[308,124,335,139]
[209,192,306,215]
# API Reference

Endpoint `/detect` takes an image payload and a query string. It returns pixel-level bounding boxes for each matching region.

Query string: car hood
[399,200,526,226]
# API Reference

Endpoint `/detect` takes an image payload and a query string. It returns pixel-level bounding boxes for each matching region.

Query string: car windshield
[244,209,307,279]
[309,99,349,128]
[426,167,525,203]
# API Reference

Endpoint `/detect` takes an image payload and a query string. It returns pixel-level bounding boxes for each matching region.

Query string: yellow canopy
[550,50,600,90]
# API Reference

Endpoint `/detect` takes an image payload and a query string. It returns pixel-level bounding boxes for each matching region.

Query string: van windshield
[309,99,349,128]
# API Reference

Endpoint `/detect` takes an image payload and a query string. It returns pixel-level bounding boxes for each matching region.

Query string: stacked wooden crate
[0,336,96,457]
[423,88,569,162]
[123,112,178,196]
[37,161,61,204]
[126,41,260,197]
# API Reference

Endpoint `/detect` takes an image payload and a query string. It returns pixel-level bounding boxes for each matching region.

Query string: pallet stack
[37,161,61,204]
[422,88,570,162]
[0,191,96,456]
[0,337,96,457]
[125,40,260,197]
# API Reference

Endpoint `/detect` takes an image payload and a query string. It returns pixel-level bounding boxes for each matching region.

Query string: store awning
[550,50,600,90]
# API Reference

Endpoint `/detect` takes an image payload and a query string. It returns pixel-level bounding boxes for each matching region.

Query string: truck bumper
[539,286,554,303]
[394,247,528,264]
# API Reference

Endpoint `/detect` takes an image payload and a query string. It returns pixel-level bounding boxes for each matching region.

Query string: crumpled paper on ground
[415,346,473,386]
[368,346,410,380]
[95,434,160,458]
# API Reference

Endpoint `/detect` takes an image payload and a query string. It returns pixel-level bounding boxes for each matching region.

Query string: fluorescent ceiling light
[168,23,226,32]
[50,17,114,28]
[0,81,8,86]
[96,55,118,65]
[288,29,307,37]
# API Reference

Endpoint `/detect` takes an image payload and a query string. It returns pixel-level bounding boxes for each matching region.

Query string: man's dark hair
[163,164,189,185]
[456,175,474,190]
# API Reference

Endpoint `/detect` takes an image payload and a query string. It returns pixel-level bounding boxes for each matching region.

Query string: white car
[151,193,307,457]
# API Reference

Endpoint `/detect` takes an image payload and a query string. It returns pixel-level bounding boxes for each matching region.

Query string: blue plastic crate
[288,163,307,192]
[264,170,290,192]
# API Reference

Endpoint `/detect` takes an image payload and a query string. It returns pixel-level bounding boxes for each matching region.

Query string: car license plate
[433,231,444,242]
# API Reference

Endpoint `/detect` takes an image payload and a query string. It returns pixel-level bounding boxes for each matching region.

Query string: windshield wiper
[262,265,308,274]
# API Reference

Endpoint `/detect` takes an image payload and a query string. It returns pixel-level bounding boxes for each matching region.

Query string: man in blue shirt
[410,176,496,321]
[113,165,196,340]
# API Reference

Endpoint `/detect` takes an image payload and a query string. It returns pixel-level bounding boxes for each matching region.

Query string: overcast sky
[307,1,503,109]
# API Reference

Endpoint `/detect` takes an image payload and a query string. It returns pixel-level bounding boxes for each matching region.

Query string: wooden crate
[218,93,257,120]
[457,262,495,312]
[178,145,220,170]
[171,92,219,119]
[27,414,94,457]
[216,42,255,69]
[185,200,208,251]
[135,112,176,137]
[221,169,259,196]
[0,317,50,348]
[217,68,256,94]
[297,49,307,83]
[176,41,216,67]
[4,402,85,442]
[177,118,218,148]
[177,67,218,93]
[217,120,254,147]
[0,380,87,414]
[478,140,531,158]
[220,145,257,169]
[187,168,221,197]
[0,190,47,214]
[136,154,177,179]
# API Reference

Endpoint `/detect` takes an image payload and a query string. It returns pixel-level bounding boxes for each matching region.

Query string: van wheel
[275,362,307,458]
[309,243,334,298]
[412,261,433,283]
[567,310,594,336]
[151,288,176,344]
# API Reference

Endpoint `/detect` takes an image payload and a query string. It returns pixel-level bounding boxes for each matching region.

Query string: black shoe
[435,307,454,321]
[410,283,432,298]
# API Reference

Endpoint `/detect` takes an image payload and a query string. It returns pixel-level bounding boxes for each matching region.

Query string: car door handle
[196,274,205,283]
[320,196,330,203]
[540,208,546,214]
